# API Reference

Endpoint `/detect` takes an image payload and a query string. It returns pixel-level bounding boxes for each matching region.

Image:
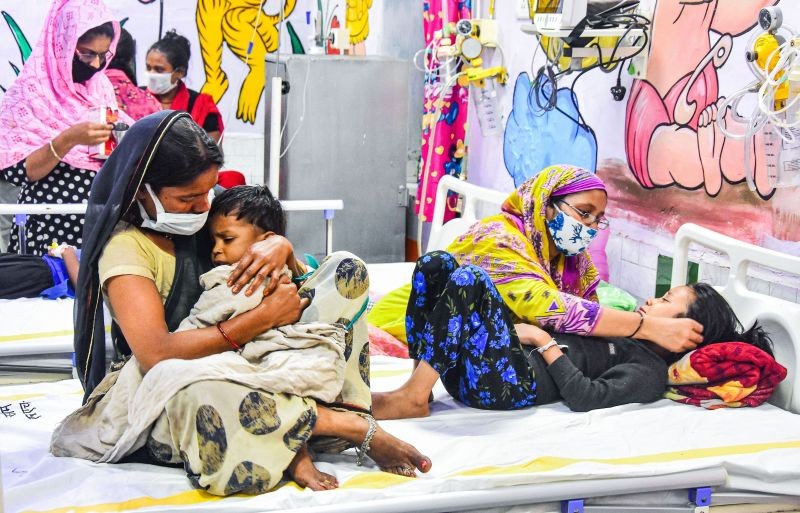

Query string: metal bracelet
[355,414,378,466]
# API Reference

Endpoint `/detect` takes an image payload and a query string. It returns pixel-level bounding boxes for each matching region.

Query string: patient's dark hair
[685,283,774,356]
[209,185,285,236]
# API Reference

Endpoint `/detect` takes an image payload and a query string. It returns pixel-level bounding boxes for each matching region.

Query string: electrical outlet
[516,0,531,20]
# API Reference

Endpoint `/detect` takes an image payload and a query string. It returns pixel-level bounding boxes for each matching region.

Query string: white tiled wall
[220,133,265,185]
[605,218,800,304]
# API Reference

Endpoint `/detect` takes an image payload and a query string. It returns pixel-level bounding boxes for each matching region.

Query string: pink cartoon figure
[625,0,779,200]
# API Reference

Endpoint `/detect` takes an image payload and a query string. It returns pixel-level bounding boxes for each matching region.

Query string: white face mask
[138,183,214,236]
[145,71,178,95]
[546,203,598,257]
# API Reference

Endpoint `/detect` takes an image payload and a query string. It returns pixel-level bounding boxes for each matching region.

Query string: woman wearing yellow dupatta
[372,165,705,420]
[448,165,607,334]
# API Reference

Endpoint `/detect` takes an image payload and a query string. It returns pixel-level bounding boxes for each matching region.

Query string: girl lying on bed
[372,258,776,418]
[52,111,430,497]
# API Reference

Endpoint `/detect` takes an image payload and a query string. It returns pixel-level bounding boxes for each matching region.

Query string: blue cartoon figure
[503,72,597,187]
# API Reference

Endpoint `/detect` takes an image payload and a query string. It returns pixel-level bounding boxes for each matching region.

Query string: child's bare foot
[372,389,430,420]
[287,446,338,491]
[359,416,432,477]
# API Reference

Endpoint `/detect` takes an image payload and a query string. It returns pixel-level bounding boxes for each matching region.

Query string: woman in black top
[372,252,773,418]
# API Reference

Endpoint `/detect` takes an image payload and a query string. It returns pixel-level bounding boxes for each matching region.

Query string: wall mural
[624,0,776,200]
[346,0,372,55]
[196,0,298,124]
[460,1,799,257]
[0,0,374,130]
[597,0,800,252]
[0,11,31,92]
[503,71,597,188]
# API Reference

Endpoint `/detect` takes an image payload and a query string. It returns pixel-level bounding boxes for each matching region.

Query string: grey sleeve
[545,354,667,412]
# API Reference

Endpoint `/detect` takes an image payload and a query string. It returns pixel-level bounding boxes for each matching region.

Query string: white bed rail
[0,200,344,254]
[671,223,800,414]
[428,175,506,252]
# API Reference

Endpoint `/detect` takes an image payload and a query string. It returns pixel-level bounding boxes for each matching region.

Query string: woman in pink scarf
[0,0,127,254]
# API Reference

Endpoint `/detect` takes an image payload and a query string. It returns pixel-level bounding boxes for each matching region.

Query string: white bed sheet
[0,262,409,360]
[0,298,112,365]
[2,355,800,513]
[0,298,75,357]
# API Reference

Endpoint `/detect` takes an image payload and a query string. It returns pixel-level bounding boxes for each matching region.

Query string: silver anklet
[355,414,377,466]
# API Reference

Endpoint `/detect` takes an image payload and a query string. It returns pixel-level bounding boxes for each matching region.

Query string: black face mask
[72,56,102,83]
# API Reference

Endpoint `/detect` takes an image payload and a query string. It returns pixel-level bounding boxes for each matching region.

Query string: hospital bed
[2,177,800,513]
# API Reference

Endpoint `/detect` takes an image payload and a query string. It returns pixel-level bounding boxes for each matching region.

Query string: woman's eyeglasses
[75,49,114,65]
[557,200,610,230]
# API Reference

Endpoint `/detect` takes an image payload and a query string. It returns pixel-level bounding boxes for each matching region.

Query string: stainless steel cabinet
[265,55,410,263]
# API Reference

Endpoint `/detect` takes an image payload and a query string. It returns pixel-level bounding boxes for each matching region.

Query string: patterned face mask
[546,203,598,256]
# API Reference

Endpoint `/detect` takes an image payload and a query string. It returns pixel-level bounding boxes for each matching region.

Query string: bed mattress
[2,356,799,513]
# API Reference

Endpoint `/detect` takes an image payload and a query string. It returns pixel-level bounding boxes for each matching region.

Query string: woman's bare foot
[311,406,432,476]
[286,446,338,491]
[372,389,430,420]
[364,418,432,477]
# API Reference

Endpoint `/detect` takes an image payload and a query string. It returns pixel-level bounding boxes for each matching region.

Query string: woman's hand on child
[259,274,310,329]
[640,316,703,353]
[514,323,551,347]
[228,235,294,296]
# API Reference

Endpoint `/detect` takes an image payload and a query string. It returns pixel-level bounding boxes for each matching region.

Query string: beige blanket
[52,265,346,463]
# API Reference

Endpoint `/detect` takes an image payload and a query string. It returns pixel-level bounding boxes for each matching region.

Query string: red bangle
[216,322,240,350]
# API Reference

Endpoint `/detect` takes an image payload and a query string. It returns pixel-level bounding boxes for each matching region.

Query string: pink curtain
[416,0,471,222]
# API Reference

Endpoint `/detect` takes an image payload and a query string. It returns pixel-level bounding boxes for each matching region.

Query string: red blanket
[665,342,787,409]
[368,324,409,358]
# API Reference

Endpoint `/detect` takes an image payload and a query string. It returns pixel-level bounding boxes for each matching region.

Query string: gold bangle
[49,140,63,161]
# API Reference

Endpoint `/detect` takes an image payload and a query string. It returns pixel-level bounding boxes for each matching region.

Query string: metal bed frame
[0,200,344,255]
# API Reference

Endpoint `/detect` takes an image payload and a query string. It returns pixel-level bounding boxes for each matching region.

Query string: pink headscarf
[0,0,123,171]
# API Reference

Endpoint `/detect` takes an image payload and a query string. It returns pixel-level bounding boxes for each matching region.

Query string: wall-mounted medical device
[413,6,509,253]
[520,0,651,110]
[717,6,800,192]
[430,17,508,137]
[529,0,636,30]
[522,0,651,76]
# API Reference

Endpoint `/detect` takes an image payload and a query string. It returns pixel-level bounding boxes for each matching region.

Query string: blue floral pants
[406,251,537,410]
